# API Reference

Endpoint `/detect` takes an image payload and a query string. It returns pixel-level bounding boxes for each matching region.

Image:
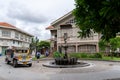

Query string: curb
[42,61,91,68]
[40,58,54,61]
[34,58,120,62]
[79,58,120,62]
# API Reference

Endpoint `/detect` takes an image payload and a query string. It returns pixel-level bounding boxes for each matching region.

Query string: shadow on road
[6,63,31,68]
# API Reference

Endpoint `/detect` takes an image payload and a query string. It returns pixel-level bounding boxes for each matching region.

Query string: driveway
[0,56,120,80]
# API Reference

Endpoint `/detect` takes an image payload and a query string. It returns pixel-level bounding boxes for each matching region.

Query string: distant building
[46,11,100,53]
[0,22,33,55]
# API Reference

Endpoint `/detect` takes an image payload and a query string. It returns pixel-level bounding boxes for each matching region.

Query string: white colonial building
[0,22,33,55]
[46,11,100,53]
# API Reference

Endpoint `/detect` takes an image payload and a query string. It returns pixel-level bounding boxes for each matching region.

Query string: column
[76,43,78,53]
[96,43,99,52]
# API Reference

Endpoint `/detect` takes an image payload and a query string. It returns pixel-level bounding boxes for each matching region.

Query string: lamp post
[64,33,68,59]
[35,37,39,54]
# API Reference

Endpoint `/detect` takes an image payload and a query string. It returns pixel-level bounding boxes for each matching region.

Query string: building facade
[0,22,33,55]
[46,11,100,53]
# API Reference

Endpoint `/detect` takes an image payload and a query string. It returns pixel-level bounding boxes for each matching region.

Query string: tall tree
[109,37,120,52]
[29,38,35,54]
[29,37,39,54]
[99,37,120,51]
[99,39,108,51]
[37,41,50,50]
[73,0,120,40]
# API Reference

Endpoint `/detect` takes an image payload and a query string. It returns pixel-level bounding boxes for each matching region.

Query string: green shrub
[80,53,88,58]
[88,53,103,58]
[69,53,89,58]
[89,54,96,58]
[60,53,64,58]
[69,53,81,58]
[69,52,103,59]
[53,51,64,58]
[94,53,103,58]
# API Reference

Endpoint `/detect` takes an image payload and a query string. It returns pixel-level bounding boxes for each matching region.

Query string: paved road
[0,56,120,80]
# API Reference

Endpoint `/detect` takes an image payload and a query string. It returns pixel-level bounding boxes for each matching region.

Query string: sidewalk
[40,57,54,61]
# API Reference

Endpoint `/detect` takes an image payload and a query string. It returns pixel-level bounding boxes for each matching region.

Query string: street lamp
[64,33,67,43]
[63,33,68,59]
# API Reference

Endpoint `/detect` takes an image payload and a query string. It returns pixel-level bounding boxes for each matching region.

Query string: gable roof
[0,22,16,28]
[0,22,33,37]
[51,11,73,25]
[46,26,54,30]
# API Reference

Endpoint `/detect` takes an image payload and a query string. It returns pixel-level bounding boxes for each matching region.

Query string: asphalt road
[0,56,120,80]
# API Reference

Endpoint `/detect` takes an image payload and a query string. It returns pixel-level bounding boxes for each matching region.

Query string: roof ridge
[51,11,73,25]
[0,22,16,28]
[0,22,33,36]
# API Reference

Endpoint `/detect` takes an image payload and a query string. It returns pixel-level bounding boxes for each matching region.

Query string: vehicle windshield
[15,50,28,53]
[5,49,14,55]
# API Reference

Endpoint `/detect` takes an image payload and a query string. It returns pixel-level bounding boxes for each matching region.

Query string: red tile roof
[46,26,54,29]
[0,22,33,36]
[0,22,16,28]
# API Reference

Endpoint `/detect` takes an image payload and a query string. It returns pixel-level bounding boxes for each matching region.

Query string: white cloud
[0,0,75,40]
[7,1,48,23]
[15,21,50,40]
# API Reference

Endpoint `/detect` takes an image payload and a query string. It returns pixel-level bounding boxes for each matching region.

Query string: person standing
[45,50,49,57]
[36,51,41,63]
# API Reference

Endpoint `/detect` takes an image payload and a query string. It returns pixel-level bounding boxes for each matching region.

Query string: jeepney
[5,47,32,67]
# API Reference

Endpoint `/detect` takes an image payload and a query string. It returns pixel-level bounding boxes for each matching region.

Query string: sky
[0,0,75,40]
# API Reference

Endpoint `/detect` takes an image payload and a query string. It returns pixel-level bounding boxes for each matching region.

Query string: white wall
[0,28,32,53]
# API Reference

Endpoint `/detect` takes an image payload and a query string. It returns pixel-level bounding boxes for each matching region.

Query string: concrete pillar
[96,43,99,52]
[76,43,78,53]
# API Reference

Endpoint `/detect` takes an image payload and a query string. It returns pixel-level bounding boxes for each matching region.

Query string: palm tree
[29,37,39,56]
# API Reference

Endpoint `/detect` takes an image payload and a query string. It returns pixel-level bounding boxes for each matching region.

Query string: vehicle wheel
[13,60,17,68]
[28,64,32,67]
[7,60,10,64]
[5,58,10,64]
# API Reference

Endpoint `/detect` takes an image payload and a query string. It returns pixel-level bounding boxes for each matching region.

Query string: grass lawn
[78,56,120,61]
[73,56,120,61]
[102,56,120,61]
[32,52,120,61]
[68,53,120,61]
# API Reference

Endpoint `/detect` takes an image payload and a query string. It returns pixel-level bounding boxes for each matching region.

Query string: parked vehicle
[5,47,32,67]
